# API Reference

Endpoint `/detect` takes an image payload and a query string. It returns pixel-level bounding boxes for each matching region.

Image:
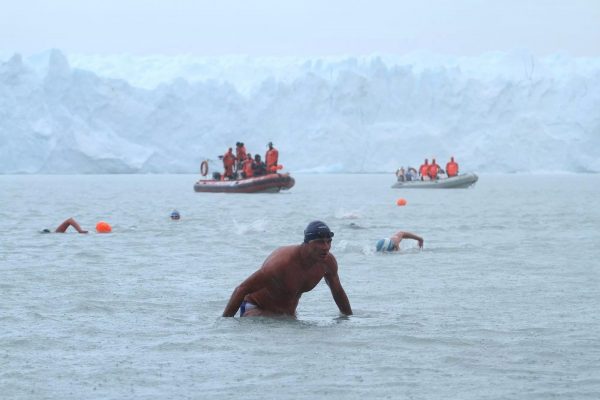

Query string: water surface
[1,173,599,399]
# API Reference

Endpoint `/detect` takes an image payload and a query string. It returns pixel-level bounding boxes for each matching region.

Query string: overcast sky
[2,0,599,57]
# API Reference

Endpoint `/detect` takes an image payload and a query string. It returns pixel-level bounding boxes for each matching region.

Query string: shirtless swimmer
[222,221,352,318]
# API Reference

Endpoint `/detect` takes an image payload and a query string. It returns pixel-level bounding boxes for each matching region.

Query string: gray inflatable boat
[391,173,478,189]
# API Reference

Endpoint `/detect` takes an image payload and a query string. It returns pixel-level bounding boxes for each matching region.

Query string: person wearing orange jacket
[235,142,247,171]
[265,142,279,173]
[242,153,254,178]
[222,147,236,179]
[446,156,459,177]
[419,159,429,180]
[428,158,442,180]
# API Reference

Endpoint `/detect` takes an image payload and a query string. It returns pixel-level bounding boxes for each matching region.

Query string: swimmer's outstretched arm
[395,231,423,248]
[55,217,88,234]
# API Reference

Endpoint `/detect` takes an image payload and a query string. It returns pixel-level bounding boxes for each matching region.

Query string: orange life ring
[200,160,209,176]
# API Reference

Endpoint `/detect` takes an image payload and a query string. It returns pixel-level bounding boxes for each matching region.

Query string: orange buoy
[96,221,112,233]
[396,198,407,206]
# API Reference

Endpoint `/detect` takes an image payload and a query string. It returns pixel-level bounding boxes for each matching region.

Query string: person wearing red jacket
[428,158,442,180]
[446,156,459,177]
[419,159,429,180]
[242,153,254,178]
[222,147,236,179]
[235,142,247,171]
[265,142,279,173]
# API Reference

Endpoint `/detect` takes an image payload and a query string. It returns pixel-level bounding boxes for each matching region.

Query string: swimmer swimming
[376,231,423,252]
[348,222,366,229]
[41,217,88,234]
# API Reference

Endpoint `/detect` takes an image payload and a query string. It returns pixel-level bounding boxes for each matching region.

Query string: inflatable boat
[391,173,478,189]
[194,173,295,193]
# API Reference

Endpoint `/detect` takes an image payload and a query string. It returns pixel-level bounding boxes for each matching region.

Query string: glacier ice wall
[1,49,599,174]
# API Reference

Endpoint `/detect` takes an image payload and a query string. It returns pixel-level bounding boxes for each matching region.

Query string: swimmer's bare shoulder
[260,245,299,269]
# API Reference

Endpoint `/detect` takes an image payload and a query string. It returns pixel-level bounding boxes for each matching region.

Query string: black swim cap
[304,220,334,243]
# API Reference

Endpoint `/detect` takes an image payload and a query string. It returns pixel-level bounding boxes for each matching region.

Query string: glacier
[1,49,599,174]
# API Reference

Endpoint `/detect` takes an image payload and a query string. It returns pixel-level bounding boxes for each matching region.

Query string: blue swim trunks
[376,238,395,252]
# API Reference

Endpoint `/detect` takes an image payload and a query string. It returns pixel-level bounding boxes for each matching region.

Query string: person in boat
[241,153,255,179]
[446,156,459,177]
[396,167,406,182]
[406,167,418,181]
[222,220,353,318]
[235,142,247,171]
[252,154,267,176]
[41,217,88,234]
[222,147,236,180]
[427,158,443,180]
[265,141,279,174]
[419,159,430,180]
[376,231,423,252]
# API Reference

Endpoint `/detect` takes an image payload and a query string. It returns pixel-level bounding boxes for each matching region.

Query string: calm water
[1,173,599,399]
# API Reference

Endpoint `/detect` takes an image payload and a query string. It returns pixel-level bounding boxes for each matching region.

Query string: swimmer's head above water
[303,220,334,243]
[376,238,395,252]
[348,222,366,229]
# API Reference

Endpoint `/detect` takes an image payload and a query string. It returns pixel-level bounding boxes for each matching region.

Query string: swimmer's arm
[222,269,269,317]
[396,231,424,248]
[324,260,353,316]
[55,217,88,234]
